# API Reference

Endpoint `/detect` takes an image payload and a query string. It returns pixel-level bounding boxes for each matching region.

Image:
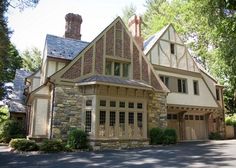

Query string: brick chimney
[128,15,144,50]
[64,13,82,40]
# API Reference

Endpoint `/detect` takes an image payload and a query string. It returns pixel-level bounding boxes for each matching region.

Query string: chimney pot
[64,13,82,40]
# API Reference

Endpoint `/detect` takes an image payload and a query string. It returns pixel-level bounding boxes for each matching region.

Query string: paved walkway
[1,140,236,168]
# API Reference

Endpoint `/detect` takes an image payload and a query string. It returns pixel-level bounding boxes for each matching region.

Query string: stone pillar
[147,91,168,131]
[64,13,82,40]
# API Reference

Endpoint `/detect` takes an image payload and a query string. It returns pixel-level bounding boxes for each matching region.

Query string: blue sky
[8,0,146,53]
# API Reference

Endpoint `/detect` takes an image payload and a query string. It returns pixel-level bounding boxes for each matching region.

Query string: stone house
[24,13,225,149]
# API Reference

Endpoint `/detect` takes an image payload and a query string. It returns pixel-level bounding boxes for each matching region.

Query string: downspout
[48,79,55,139]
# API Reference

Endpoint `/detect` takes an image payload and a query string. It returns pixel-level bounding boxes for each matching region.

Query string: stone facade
[90,139,149,150]
[52,85,83,139]
[147,91,168,130]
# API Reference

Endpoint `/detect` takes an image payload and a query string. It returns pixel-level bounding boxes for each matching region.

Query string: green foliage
[208,132,222,140]
[0,106,9,124]
[150,127,164,145]
[225,115,236,126]
[67,128,88,149]
[40,139,65,152]
[9,138,39,151]
[21,47,42,72]
[0,120,25,143]
[121,3,137,26]
[150,127,177,145]
[162,128,177,144]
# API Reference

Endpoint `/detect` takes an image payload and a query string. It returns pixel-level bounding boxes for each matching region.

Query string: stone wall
[90,139,149,150]
[147,91,167,130]
[52,85,83,139]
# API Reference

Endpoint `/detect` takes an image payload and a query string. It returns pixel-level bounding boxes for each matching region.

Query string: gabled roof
[46,34,89,60]
[143,24,170,55]
[77,75,152,90]
[7,69,31,113]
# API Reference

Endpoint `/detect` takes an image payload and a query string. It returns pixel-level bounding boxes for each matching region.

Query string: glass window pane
[137,113,143,128]
[114,62,120,76]
[85,111,91,133]
[110,111,116,126]
[110,101,116,107]
[100,111,106,125]
[119,101,125,108]
[86,100,92,106]
[128,102,134,108]
[119,112,125,124]
[105,61,112,75]
[137,103,143,109]
[100,100,106,106]
[123,63,129,77]
[129,112,134,124]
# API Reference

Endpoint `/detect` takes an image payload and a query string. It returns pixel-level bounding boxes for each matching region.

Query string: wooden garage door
[185,115,207,140]
[167,114,180,140]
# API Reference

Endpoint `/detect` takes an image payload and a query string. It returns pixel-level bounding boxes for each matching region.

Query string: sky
[8,0,146,53]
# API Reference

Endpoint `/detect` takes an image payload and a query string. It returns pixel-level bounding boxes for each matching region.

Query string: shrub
[67,128,88,149]
[225,116,236,126]
[40,139,65,152]
[162,128,177,145]
[209,132,222,140]
[0,120,25,143]
[149,128,164,145]
[9,138,39,151]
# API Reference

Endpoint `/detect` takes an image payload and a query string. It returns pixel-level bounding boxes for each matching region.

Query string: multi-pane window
[85,111,91,133]
[119,112,125,124]
[137,113,143,128]
[129,112,134,124]
[100,111,106,125]
[123,63,129,78]
[137,103,143,109]
[178,78,187,93]
[86,100,92,106]
[110,101,116,107]
[105,60,130,78]
[100,100,106,107]
[193,80,199,95]
[128,102,134,108]
[170,43,175,54]
[110,111,116,126]
[105,61,112,75]
[114,62,121,76]
[119,101,125,108]
[216,88,220,100]
[160,75,169,88]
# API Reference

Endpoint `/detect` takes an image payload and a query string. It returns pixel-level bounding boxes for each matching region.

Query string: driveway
[1,140,236,168]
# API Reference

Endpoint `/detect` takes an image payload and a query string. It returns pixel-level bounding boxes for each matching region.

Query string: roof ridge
[46,34,90,44]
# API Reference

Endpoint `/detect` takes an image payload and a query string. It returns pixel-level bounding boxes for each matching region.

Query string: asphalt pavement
[1,140,236,168]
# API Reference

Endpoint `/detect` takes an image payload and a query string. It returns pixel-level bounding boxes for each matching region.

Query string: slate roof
[7,69,32,113]
[77,75,152,89]
[46,34,89,60]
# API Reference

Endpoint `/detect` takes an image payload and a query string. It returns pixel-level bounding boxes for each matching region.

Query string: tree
[121,3,137,26]
[0,106,9,124]
[21,47,42,72]
[0,0,39,99]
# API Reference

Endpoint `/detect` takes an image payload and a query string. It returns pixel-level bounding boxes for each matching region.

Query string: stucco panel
[158,71,218,107]
[35,99,48,135]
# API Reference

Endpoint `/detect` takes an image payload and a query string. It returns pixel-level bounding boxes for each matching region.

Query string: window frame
[170,43,175,54]
[177,78,187,94]
[193,80,199,95]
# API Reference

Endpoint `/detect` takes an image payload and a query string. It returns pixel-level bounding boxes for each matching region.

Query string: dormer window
[170,43,175,54]
[114,62,121,76]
